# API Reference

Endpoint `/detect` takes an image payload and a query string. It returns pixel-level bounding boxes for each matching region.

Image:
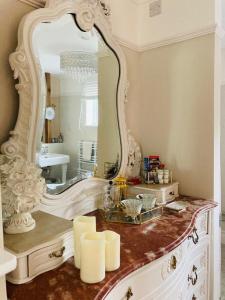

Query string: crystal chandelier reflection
[60,51,97,82]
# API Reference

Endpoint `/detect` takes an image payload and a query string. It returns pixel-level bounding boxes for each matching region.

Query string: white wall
[137,0,215,47]
[125,34,215,199]
[110,0,139,46]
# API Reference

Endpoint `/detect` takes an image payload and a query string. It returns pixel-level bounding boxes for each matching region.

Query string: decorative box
[128,182,179,205]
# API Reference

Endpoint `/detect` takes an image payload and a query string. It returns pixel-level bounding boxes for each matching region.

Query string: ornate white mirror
[1,0,141,219]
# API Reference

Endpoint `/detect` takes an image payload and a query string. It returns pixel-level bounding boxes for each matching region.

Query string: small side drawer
[163,184,179,203]
[28,232,73,277]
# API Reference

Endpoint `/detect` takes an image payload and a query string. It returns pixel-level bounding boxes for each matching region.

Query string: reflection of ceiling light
[60,51,97,82]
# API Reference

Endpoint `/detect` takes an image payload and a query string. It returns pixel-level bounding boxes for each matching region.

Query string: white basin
[39,153,70,168]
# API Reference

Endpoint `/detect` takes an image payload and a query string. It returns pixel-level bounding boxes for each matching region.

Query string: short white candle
[80,232,105,284]
[73,216,96,269]
[104,230,120,271]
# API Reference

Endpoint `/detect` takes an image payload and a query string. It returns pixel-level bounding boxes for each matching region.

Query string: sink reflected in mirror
[38,153,70,168]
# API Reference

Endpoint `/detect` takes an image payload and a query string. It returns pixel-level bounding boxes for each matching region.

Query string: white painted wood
[0,183,6,300]
[105,213,210,300]
[7,256,28,282]
[1,0,141,219]
[0,183,17,299]
[0,277,7,300]
[0,251,17,277]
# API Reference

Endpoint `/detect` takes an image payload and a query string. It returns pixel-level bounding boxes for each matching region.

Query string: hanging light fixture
[60,51,97,82]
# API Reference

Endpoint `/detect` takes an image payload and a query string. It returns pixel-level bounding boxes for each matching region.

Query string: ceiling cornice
[130,0,150,5]
[18,0,45,8]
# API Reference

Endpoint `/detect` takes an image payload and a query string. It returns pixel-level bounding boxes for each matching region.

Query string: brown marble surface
[7,197,216,300]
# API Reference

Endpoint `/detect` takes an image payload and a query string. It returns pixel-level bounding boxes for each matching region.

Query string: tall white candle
[104,230,120,271]
[80,232,105,284]
[73,216,96,269]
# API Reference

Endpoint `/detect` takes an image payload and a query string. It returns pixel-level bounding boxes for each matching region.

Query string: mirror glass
[33,14,121,195]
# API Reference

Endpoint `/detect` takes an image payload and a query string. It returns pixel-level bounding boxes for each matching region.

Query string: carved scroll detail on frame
[1,48,32,158]
[75,0,111,32]
[75,1,97,32]
[99,0,111,17]
[126,131,142,178]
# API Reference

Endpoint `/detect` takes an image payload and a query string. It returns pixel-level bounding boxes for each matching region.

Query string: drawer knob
[170,255,177,270]
[188,265,198,285]
[49,246,65,258]
[188,227,199,244]
[126,287,133,299]
[192,294,197,300]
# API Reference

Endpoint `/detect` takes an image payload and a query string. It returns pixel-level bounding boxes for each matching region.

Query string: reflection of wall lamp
[45,106,56,120]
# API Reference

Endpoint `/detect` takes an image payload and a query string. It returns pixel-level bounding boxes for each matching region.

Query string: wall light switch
[149,0,161,17]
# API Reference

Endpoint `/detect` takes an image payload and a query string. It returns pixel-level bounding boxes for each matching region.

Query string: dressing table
[1,0,217,299]
[7,198,216,300]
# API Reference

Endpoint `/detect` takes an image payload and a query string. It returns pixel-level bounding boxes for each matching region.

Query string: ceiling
[33,14,98,73]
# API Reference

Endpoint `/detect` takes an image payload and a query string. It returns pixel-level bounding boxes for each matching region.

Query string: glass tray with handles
[102,205,164,225]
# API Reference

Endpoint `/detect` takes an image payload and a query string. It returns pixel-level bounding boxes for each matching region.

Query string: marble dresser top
[7,197,216,300]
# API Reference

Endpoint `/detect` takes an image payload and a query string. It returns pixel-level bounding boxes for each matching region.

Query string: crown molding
[130,0,150,5]
[18,0,45,8]
[115,24,218,52]
[21,0,149,7]
[139,24,217,52]
[113,35,140,52]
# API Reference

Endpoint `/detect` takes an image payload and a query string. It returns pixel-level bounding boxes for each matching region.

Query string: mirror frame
[1,0,141,219]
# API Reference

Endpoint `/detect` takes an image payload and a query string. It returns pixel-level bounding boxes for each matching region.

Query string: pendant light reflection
[60,51,97,83]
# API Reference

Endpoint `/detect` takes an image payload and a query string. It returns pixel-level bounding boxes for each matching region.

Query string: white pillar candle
[104,230,120,271]
[80,232,105,284]
[73,216,96,269]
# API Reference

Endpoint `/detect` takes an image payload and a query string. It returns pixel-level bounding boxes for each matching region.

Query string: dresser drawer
[106,232,209,300]
[187,277,208,300]
[105,242,186,300]
[187,212,208,250]
[28,232,73,277]
[195,212,208,236]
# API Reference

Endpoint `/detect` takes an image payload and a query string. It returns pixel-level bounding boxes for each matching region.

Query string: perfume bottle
[103,181,114,211]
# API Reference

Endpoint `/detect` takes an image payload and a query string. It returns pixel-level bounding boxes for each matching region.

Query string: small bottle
[58,133,63,143]
[103,181,114,211]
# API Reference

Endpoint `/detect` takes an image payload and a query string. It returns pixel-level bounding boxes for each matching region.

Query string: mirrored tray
[102,205,163,225]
